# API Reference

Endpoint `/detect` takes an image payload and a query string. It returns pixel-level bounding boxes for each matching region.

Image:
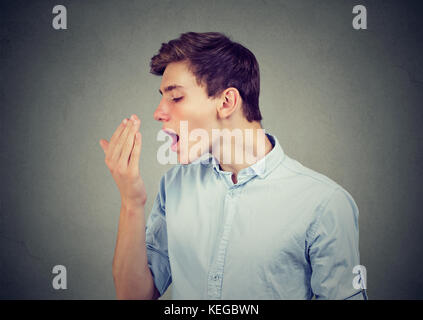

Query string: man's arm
[307,187,365,300]
[112,202,160,300]
[100,114,161,300]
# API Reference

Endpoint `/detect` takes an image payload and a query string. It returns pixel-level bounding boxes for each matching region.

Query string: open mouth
[163,128,180,152]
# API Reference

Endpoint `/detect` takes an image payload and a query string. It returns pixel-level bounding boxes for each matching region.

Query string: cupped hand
[99,114,147,208]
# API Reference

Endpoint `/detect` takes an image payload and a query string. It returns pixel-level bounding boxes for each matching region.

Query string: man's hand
[99,114,147,208]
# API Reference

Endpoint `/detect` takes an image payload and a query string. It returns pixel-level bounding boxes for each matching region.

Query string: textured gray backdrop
[1,0,422,299]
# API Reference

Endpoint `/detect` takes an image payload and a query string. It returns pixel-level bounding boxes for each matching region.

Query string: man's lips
[163,128,179,151]
[163,128,179,141]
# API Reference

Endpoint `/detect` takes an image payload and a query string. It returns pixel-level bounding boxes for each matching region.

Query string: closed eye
[173,97,183,102]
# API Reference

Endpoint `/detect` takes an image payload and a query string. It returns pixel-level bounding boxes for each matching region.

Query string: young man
[99,32,366,299]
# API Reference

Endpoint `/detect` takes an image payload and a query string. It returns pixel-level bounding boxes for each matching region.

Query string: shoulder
[278,155,356,203]
[276,155,359,229]
[280,155,342,191]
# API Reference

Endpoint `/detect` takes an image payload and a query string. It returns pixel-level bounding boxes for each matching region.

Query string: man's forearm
[112,202,156,299]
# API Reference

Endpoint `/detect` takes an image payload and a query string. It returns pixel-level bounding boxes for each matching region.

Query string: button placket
[207,188,238,299]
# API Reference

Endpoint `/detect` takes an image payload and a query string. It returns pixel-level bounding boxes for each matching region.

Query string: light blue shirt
[145,133,366,299]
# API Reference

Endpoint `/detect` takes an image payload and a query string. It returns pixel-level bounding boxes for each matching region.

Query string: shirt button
[212,274,220,281]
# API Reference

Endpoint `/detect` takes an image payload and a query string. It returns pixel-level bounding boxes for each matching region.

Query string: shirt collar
[201,133,285,180]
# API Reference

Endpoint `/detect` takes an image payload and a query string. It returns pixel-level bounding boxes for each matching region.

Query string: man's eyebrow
[158,85,184,95]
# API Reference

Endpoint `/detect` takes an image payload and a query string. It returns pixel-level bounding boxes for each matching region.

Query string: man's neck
[211,122,273,184]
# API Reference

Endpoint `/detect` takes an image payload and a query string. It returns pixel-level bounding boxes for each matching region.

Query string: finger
[129,131,142,173]
[128,117,142,168]
[99,139,109,154]
[107,118,128,155]
[111,117,134,162]
[119,117,140,167]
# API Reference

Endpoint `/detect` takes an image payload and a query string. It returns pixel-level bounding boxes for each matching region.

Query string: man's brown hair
[150,32,262,122]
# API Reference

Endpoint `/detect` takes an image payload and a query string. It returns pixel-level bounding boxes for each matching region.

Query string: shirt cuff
[146,244,172,297]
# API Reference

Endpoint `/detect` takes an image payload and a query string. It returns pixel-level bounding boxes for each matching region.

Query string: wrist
[121,197,146,212]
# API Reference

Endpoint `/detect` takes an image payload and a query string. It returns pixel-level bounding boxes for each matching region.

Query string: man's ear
[217,88,241,119]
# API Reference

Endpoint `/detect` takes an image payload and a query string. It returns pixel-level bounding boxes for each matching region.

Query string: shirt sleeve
[306,187,367,300]
[145,176,172,297]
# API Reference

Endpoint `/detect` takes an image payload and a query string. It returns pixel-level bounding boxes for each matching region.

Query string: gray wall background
[1,0,422,299]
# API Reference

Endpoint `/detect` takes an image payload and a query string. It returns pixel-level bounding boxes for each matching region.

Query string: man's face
[154,60,219,164]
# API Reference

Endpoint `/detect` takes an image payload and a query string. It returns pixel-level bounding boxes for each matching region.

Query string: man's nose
[153,103,170,122]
